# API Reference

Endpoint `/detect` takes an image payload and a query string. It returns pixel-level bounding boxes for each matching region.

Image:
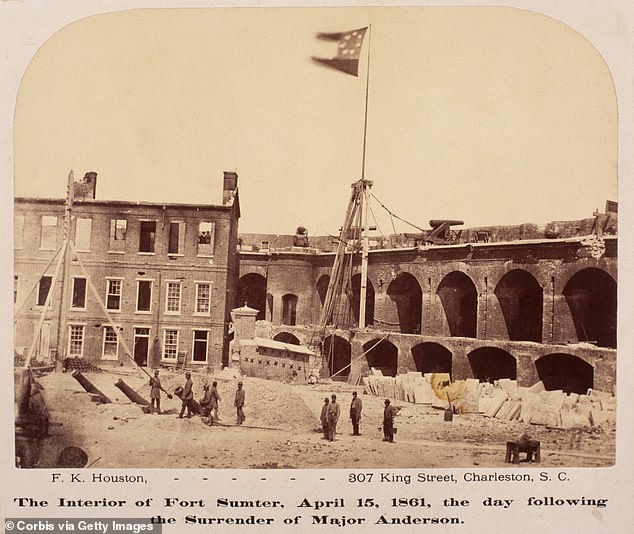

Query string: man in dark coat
[178,372,194,418]
[320,397,330,439]
[209,380,221,422]
[200,384,212,418]
[383,399,398,442]
[149,370,162,414]
[350,391,362,436]
[327,394,340,441]
[234,381,246,425]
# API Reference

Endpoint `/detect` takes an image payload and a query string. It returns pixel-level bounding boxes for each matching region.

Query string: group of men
[320,392,398,442]
[150,370,397,440]
[148,370,246,426]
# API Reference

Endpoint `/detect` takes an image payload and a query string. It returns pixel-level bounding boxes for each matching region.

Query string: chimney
[223,171,238,205]
[73,171,98,200]
[231,305,258,342]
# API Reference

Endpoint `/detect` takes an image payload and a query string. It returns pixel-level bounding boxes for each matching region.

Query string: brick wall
[239,344,310,382]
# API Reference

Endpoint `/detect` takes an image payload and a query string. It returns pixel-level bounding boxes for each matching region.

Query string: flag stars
[313,26,368,77]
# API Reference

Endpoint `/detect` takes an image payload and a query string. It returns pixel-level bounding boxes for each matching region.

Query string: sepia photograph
[10,6,621,473]
[5,2,634,532]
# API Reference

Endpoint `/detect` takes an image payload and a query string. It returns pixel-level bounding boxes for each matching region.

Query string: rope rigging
[370,192,427,233]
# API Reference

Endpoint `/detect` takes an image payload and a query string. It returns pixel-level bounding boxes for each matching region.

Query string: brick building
[14,171,240,371]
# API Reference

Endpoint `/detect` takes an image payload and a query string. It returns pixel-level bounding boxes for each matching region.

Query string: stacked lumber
[476,380,616,428]
[362,369,435,404]
[362,373,616,429]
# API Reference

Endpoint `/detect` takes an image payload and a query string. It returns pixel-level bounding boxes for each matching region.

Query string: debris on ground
[15,366,615,469]
[362,372,616,429]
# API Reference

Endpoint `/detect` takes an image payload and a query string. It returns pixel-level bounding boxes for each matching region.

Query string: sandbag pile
[362,372,616,429]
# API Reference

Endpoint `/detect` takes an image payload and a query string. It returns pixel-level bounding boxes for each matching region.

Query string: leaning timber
[71,370,112,403]
[114,379,150,406]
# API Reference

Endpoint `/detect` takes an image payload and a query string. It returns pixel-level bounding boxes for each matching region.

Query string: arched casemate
[562,268,616,349]
[384,272,422,334]
[535,353,593,395]
[323,335,352,379]
[363,338,398,377]
[494,269,543,342]
[237,273,267,321]
[467,347,516,382]
[412,342,452,377]
[437,271,477,338]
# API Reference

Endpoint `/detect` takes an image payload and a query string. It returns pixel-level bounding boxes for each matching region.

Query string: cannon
[405,220,464,245]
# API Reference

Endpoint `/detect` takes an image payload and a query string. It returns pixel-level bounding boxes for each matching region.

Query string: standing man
[320,397,330,439]
[209,380,221,422]
[350,391,362,436]
[178,372,194,419]
[149,370,162,414]
[234,381,246,425]
[383,399,397,442]
[200,384,212,422]
[327,394,340,442]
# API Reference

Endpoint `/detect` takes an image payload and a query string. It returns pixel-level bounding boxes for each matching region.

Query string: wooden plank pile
[362,372,616,429]
[362,370,436,404]
[479,381,616,429]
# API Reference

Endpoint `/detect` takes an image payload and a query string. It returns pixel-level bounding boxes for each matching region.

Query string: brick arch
[535,353,593,394]
[269,327,311,346]
[273,332,301,345]
[239,265,268,278]
[437,271,478,338]
[562,268,616,348]
[467,347,516,382]
[411,342,452,377]
[281,293,298,326]
[363,338,398,377]
[237,273,267,321]
[494,269,543,342]
[323,334,352,379]
[383,272,423,334]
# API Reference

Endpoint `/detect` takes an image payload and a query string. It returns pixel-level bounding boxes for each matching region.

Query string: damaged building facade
[14,172,240,371]
[236,212,617,393]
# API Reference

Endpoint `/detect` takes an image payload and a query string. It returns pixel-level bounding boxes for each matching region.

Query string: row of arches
[318,335,594,395]
[239,266,616,348]
[237,274,299,325]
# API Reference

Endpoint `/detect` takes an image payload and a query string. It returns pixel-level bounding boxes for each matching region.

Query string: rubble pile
[362,371,616,429]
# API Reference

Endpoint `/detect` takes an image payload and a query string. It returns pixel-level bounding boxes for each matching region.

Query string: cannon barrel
[429,219,464,228]
[72,370,112,403]
[114,379,150,406]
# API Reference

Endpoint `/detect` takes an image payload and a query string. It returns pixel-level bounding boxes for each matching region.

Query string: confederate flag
[312,27,368,77]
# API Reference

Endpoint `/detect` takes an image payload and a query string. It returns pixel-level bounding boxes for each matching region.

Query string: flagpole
[361,24,371,183]
[358,24,372,329]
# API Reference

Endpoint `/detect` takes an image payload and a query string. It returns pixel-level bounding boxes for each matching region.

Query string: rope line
[370,192,427,233]
[328,333,390,379]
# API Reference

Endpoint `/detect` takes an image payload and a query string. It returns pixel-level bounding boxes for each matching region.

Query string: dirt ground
[19,367,615,469]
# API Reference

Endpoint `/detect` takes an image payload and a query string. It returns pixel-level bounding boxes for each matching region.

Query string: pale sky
[13,7,617,235]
